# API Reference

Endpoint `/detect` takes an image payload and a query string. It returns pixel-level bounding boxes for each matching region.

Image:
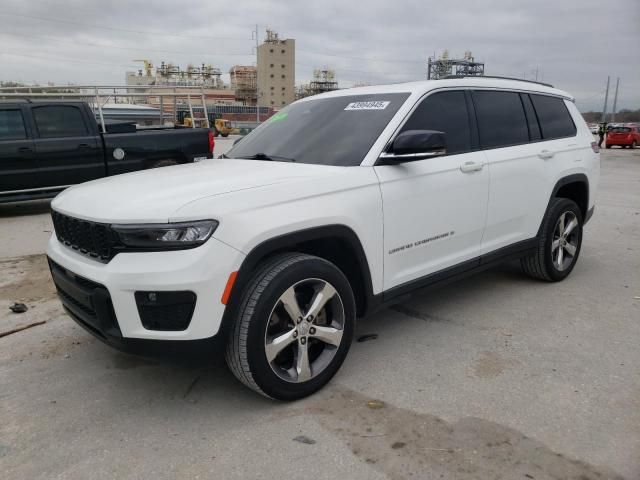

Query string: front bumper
[47,235,245,341]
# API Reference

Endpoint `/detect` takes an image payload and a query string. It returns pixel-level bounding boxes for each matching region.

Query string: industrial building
[229,65,257,105]
[296,67,339,99]
[257,29,295,108]
[427,50,485,80]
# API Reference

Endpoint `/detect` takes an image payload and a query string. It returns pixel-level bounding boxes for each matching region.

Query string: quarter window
[0,110,27,140]
[400,90,471,155]
[473,91,529,148]
[530,94,576,140]
[33,106,88,138]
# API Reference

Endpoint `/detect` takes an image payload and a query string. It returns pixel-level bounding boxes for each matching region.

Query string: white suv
[47,78,599,400]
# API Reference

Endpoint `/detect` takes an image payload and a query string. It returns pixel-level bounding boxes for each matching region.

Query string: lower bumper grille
[48,258,122,340]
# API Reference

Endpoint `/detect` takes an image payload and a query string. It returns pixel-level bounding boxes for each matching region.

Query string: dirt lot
[1,145,639,479]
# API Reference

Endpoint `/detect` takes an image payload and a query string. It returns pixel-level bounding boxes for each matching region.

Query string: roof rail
[443,75,554,88]
[0,98,31,103]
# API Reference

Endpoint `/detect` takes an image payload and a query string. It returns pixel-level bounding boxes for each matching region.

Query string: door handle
[460,161,484,173]
[538,149,555,160]
[78,143,92,149]
[18,147,33,153]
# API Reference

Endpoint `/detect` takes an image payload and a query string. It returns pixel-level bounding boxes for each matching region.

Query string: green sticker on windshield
[269,112,288,123]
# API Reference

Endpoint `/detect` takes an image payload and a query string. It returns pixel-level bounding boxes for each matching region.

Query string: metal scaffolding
[427,50,485,80]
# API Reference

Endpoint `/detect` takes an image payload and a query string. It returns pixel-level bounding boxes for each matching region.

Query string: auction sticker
[344,101,390,111]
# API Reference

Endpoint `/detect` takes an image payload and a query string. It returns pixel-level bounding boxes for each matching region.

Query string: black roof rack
[443,75,554,88]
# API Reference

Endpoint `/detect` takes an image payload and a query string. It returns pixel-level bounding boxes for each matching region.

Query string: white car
[47,77,599,400]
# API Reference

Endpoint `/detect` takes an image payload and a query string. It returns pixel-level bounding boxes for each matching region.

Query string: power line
[0,51,140,69]
[297,48,424,65]
[1,12,428,67]
[0,12,252,41]
[1,31,254,57]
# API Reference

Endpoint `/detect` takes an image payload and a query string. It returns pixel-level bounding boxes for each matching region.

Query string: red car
[606,125,640,149]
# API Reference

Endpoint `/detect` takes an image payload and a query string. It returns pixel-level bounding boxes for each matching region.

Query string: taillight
[208,130,215,153]
[591,141,599,153]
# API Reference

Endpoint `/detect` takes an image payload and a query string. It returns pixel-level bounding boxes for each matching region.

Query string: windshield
[226,93,410,166]
[610,127,631,133]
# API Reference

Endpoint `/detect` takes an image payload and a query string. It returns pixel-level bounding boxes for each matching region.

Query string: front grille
[51,211,119,262]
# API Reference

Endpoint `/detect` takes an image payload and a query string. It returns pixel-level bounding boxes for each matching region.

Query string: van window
[33,106,88,138]
[473,91,529,148]
[400,91,471,155]
[530,94,576,140]
[0,110,27,140]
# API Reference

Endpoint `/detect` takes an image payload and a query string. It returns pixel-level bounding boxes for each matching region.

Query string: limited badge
[113,148,125,160]
[344,101,390,111]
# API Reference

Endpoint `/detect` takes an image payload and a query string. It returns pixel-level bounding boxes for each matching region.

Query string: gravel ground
[1,144,638,480]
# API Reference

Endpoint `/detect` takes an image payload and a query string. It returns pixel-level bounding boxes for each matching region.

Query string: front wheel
[521,198,583,282]
[225,253,356,400]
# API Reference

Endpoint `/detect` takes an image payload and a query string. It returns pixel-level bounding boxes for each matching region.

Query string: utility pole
[601,76,610,123]
[252,24,260,124]
[611,77,620,123]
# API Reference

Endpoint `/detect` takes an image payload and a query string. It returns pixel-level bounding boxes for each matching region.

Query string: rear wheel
[225,253,355,400]
[521,198,583,282]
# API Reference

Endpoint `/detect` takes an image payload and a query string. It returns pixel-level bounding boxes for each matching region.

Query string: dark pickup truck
[0,100,214,202]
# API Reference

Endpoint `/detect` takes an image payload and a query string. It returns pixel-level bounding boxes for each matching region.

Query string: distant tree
[581,109,640,123]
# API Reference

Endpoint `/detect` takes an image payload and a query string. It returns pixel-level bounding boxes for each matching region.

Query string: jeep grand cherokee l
[47,78,599,400]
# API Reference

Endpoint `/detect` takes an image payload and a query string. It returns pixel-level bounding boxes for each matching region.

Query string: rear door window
[0,110,27,140]
[33,106,88,138]
[400,90,471,155]
[530,94,576,140]
[472,91,529,148]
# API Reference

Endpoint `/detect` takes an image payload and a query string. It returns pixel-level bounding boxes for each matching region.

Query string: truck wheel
[520,198,583,282]
[213,128,220,137]
[225,253,355,400]
[149,159,178,168]
[221,133,229,137]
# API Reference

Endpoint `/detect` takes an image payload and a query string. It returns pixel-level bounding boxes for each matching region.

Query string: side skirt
[367,238,538,314]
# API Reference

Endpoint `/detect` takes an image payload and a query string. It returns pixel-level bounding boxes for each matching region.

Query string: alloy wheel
[551,211,579,271]
[264,278,345,383]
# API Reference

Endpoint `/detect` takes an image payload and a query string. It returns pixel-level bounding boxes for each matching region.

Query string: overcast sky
[1,0,638,111]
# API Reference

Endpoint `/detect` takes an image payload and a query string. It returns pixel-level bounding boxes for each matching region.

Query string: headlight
[111,220,218,249]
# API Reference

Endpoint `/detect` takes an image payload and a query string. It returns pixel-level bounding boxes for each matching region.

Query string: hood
[51,159,342,223]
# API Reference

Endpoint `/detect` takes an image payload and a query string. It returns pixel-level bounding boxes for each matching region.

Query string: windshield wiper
[245,152,296,162]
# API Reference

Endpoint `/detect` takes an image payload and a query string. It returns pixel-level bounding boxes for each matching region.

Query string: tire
[221,133,229,138]
[520,198,583,282]
[225,253,356,400]
[605,144,612,149]
[212,128,220,137]
[149,159,178,168]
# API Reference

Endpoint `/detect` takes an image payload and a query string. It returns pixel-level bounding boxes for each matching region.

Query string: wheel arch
[538,174,589,236]
[220,225,376,337]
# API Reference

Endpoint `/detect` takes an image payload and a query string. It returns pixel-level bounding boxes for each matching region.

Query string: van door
[0,106,39,193]
[31,104,104,188]
[375,90,489,291]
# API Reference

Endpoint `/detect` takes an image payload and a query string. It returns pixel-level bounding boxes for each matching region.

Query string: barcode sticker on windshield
[344,101,390,111]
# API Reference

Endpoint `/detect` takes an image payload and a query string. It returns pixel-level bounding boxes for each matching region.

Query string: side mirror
[379,130,447,163]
